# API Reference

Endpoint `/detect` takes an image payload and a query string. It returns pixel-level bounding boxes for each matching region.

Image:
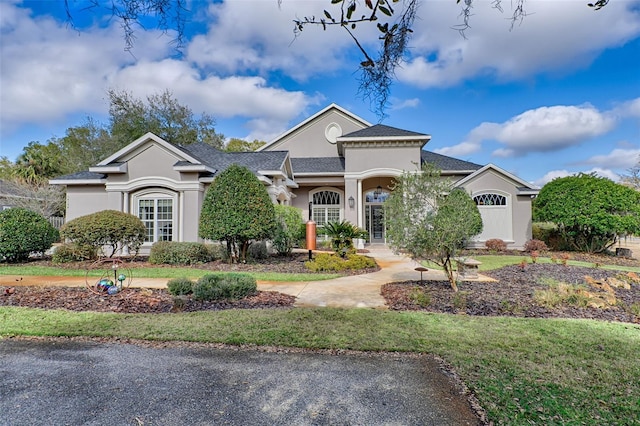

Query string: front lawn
[1,307,638,425]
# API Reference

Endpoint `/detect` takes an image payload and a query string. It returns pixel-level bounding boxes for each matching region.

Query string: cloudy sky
[1,0,639,186]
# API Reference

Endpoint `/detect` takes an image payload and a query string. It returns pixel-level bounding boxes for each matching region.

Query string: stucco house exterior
[51,104,539,253]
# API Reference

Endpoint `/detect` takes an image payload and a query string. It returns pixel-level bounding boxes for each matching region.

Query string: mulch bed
[382,263,640,323]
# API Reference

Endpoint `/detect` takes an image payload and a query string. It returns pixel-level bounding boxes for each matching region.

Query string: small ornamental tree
[199,164,277,263]
[385,165,483,291]
[0,208,60,262]
[533,173,640,253]
[60,210,146,257]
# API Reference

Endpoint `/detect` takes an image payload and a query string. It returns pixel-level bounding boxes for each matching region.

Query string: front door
[365,204,385,243]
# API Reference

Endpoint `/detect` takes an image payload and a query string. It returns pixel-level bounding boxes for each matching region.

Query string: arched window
[473,193,507,206]
[310,189,342,227]
[133,189,177,243]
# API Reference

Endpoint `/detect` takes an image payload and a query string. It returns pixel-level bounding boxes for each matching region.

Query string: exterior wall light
[348,196,355,208]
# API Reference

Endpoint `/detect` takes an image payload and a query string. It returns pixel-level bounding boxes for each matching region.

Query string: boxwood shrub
[167,277,195,295]
[193,273,257,301]
[149,241,215,265]
[305,253,377,272]
[52,243,97,263]
[0,208,60,262]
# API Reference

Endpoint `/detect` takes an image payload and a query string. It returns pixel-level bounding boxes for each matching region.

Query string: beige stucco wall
[109,144,184,184]
[457,170,533,249]
[344,145,422,173]
[65,186,109,221]
[267,111,366,158]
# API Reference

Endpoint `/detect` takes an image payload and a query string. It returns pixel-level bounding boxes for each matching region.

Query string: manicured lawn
[1,307,638,425]
[0,265,340,282]
[475,255,640,272]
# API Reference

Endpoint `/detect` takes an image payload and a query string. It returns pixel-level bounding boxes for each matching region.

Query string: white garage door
[473,193,512,242]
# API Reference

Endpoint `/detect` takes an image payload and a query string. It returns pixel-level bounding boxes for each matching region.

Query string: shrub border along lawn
[1,307,638,425]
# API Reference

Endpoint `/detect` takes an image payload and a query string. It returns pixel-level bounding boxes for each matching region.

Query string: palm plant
[322,220,368,258]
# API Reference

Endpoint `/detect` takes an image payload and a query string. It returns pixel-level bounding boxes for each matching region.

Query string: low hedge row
[305,253,377,272]
[149,241,226,265]
[167,273,257,301]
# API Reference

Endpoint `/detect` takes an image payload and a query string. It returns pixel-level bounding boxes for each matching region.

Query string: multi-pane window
[311,190,342,227]
[138,198,173,243]
[473,193,507,206]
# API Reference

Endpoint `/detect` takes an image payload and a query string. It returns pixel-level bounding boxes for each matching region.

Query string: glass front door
[365,204,385,243]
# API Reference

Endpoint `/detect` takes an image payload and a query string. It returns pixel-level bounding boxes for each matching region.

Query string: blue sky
[1,0,639,186]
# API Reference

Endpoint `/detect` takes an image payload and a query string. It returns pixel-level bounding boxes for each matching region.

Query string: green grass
[0,265,339,282]
[1,307,638,425]
[471,255,640,273]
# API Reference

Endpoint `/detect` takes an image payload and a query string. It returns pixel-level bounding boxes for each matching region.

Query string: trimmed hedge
[193,273,257,301]
[52,243,97,263]
[167,277,195,295]
[305,252,377,272]
[149,241,215,265]
[0,208,59,262]
[61,210,146,257]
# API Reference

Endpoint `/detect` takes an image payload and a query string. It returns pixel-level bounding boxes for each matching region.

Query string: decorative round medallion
[325,122,342,144]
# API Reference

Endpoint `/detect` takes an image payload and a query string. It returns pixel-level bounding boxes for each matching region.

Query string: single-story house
[51,103,539,253]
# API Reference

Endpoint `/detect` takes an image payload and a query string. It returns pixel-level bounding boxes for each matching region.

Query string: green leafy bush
[321,220,368,258]
[52,243,97,263]
[193,273,257,301]
[167,277,194,295]
[61,210,146,257]
[149,241,214,265]
[0,208,60,262]
[305,252,376,272]
[272,205,304,255]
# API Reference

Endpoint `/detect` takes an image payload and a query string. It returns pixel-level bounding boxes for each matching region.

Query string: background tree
[272,204,304,256]
[533,173,640,253]
[385,164,482,291]
[13,141,66,183]
[108,89,224,148]
[0,179,65,219]
[224,138,267,152]
[620,156,640,191]
[199,165,277,263]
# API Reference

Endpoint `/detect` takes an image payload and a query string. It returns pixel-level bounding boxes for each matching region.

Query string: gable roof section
[341,124,428,139]
[291,157,345,175]
[258,103,371,151]
[180,143,289,176]
[421,151,483,173]
[454,163,540,194]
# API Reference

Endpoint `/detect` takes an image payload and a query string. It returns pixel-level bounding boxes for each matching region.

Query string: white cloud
[390,98,421,111]
[533,167,620,187]
[397,0,640,88]
[576,148,640,169]
[612,97,640,119]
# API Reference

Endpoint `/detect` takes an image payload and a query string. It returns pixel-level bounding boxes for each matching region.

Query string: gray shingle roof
[291,157,345,174]
[178,143,288,174]
[51,171,106,181]
[342,124,428,139]
[421,151,482,171]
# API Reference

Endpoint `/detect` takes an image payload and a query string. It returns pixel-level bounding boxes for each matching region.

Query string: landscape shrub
[305,252,377,272]
[52,243,97,263]
[322,220,368,258]
[167,277,194,295]
[272,205,304,255]
[192,273,257,301]
[485,239,507,252]
[61,210,146,257]
[533,222,572,251]
[0,208,60,262]
[149,241,214,265]
[247,241,268,260]
[523,239,549,253]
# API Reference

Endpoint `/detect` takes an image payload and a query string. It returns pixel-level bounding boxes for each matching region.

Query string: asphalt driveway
[0,339,482,425]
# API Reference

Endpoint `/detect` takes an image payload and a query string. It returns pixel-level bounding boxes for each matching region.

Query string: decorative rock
[615,247,633,259]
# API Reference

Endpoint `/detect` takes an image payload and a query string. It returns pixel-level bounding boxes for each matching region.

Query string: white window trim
[309,187,344,227]
[132,189,178,245]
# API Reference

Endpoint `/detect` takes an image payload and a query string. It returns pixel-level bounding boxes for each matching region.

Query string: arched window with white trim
[310,188,343,227]
[133,189,178,243]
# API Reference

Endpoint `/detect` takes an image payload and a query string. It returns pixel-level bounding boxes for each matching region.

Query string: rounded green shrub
[0,208,60,262]
[149,241,214,265]
[52,243,97,263]
[193,273,257,301]
[305,252,377,272]
[247,241,268,260]
[61,210,146,257]
[167,277,194,295]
